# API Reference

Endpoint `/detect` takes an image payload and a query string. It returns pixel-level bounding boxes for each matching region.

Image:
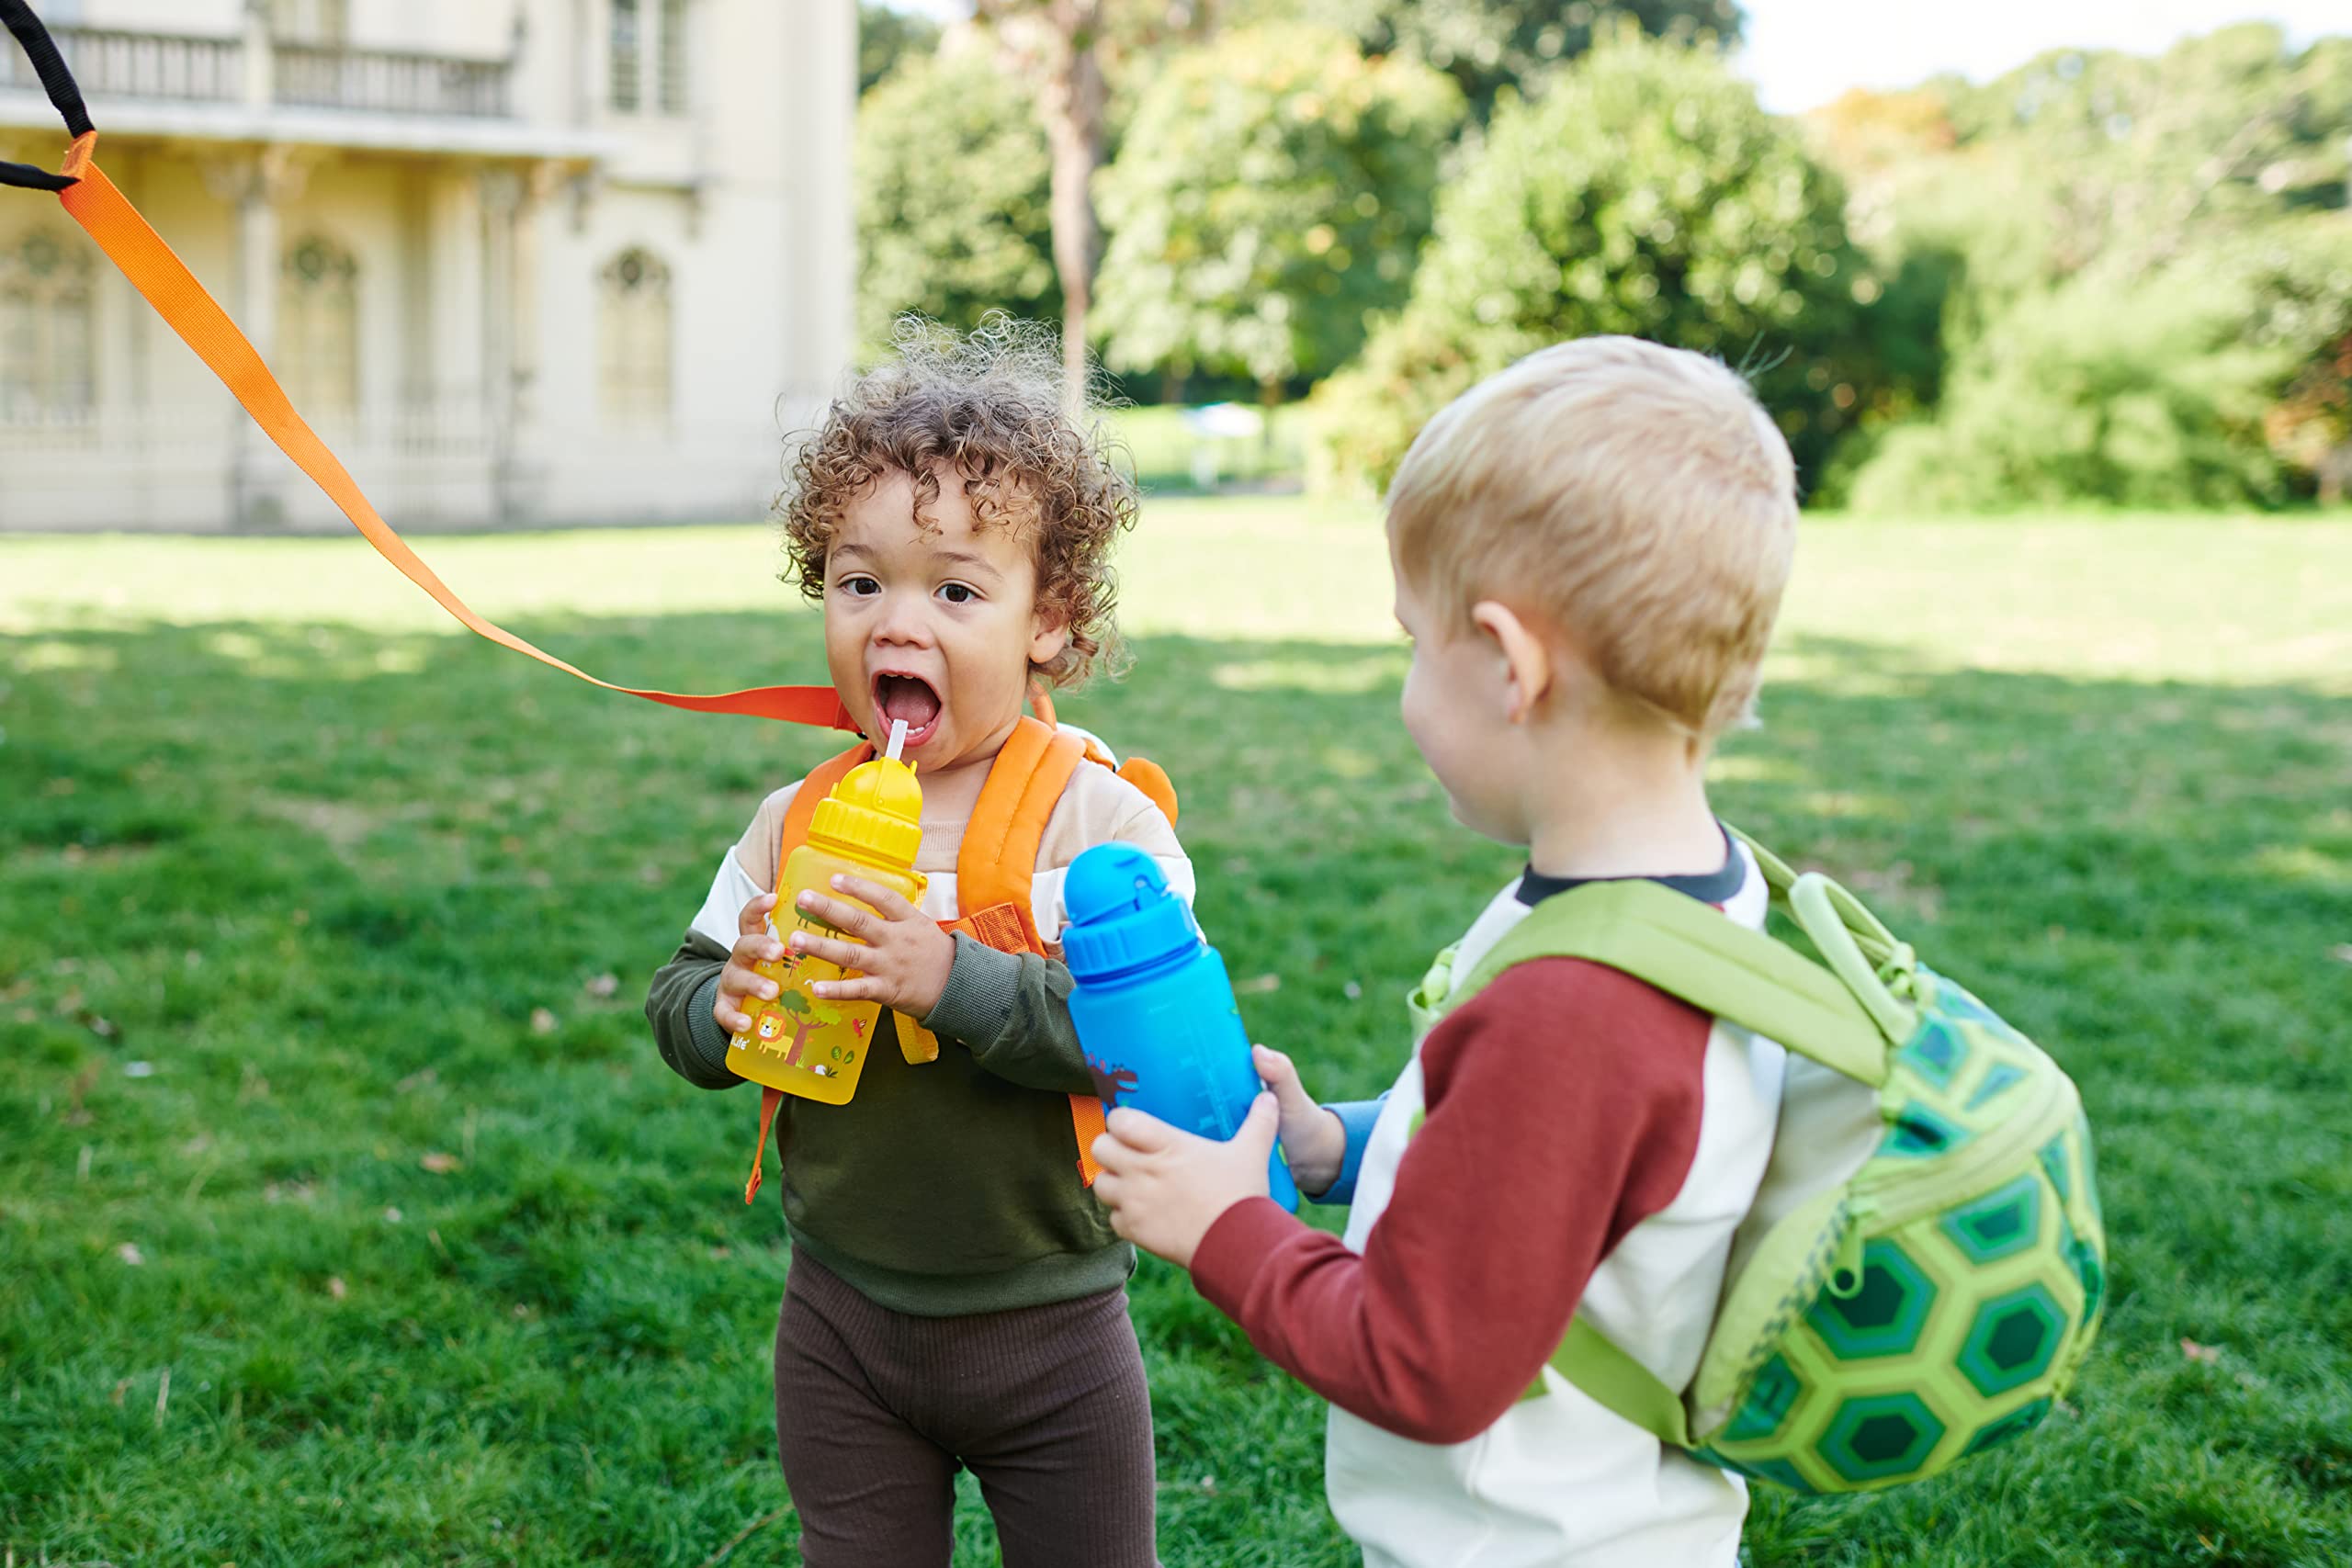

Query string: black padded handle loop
[1,0,96,141]
[0,159,75,190]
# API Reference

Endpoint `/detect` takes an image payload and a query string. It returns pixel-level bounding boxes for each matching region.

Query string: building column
[239,0,275,112]
[479,166,528,523]
[204,144,303,527]
[782,0,855,402]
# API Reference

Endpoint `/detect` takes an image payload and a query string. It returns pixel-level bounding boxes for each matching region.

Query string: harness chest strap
[743,716,1127,1202]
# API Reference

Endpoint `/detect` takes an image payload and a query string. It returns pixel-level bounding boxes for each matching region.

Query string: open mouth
[872,672,944,749]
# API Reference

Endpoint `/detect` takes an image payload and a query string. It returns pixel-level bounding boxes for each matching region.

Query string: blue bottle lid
[1061,842,1201,983]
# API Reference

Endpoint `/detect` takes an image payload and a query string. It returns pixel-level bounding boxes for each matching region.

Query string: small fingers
[736,892,778,937]
[810,974,888,1004]
[1090,1131,1136,1176]
[721,963,782,1002]
[795,890,876,941]
[733,933,786,966]
[790,932,865,972]
[829,874,919,922]
[1102,1106,1179,1152]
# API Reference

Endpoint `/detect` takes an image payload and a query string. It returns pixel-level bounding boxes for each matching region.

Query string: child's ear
[1029,604,1072,670]
[1469,601,1553,725]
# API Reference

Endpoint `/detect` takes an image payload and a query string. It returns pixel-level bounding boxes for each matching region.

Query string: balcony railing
[274,45,510,118]
[0,25,514,119]
[3,27,241,104]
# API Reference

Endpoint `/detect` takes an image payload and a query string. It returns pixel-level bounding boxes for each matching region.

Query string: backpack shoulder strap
[1475,878,1892,1440]
[956,715,1087,948]
[1530,1313,1692,1446]
[1461,878,1893,1089]
[927,716,1108,1186]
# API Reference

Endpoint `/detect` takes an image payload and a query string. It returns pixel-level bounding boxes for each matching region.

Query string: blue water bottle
[1062,843,1299,1212]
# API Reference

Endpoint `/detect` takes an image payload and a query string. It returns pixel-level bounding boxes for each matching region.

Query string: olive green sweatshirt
[645,757,1193,1316]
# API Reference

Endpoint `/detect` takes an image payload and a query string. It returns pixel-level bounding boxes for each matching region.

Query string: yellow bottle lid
[808,753,922,868]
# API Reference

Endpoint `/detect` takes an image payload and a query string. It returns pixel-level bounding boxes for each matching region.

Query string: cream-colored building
[0,0,854,531]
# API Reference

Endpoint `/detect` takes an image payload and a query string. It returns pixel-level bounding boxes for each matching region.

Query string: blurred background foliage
[854,2,2351,510]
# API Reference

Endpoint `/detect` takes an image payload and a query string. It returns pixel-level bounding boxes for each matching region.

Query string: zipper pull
[1826,1199,1876,1299]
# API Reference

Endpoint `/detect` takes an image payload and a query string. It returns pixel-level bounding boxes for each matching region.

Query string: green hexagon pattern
[1938,1172,2043,1264]
[1723,1354,1805,1445]
[1958,1283,2067,1398]
[1886,1100,1972,1158]
[1818,1391,1948,1485]
[1898,1017,1969,1089]
[1807,1240,1939,1359]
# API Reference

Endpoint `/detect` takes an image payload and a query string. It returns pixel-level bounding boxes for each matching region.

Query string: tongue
[879,677,942,732]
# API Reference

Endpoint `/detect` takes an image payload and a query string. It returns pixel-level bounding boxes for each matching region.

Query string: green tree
[1300,0,1744,119]
[1843,267,2299,513]
[780,990,848,1069]
[1934,26,2349,283]
[1828,25,2352,507]
[854,48,1059,353]
[1093,26,1463,404]
[1313,30,1873,491]
[858,2,942,95]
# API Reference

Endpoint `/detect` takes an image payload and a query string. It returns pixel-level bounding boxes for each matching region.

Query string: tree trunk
[2321,440,2351,507]
[1037,4,1109,414]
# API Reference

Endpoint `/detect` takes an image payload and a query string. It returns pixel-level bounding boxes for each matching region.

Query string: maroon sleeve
[1190,957,1713,1445]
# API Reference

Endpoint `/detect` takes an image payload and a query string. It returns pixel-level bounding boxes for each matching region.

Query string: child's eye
[937,582,979,606]
[838,575,880,598]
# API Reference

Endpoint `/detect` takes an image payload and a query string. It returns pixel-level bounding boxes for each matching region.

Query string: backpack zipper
[1859,1058,2080,1234]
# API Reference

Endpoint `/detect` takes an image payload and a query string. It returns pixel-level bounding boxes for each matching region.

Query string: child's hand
[713,893,785,1037]
[1091,1094,1280,1269]
[789,874,957,1019]
[1253,1045,1349,1199]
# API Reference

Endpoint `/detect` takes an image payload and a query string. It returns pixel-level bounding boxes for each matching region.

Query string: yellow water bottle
[729,721,938,1105]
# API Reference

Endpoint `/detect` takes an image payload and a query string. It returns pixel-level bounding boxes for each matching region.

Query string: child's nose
[872,591,935,646]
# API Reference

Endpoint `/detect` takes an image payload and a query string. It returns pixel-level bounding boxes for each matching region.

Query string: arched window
[599,247,672,426]
[0,228,96,424]
[279,235,358,419]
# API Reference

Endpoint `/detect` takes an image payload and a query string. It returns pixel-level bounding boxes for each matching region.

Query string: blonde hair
[1387,336,1798,739]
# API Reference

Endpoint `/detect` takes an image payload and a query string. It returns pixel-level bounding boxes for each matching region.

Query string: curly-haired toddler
[645,320,1181,1567]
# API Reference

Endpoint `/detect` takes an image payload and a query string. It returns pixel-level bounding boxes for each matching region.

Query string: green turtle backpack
[1440,833,2105,1493]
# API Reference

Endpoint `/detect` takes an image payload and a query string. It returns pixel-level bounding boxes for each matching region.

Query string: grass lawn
[4,502,2349,1566]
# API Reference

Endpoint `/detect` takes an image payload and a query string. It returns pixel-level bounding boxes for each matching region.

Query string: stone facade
[0,0,854,531]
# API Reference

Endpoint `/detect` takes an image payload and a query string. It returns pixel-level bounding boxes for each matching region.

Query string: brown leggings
[773,1252,1159,1568]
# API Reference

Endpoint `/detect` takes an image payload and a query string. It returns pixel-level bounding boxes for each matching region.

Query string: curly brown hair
[778,315,1138,690]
